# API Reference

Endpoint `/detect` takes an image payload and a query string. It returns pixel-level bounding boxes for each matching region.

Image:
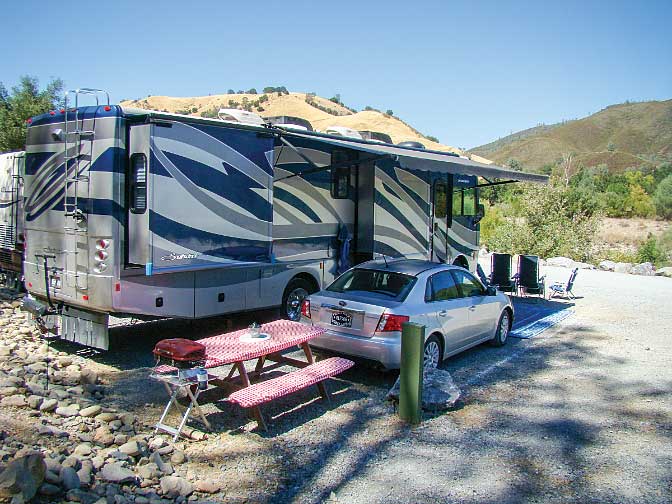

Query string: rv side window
[130,154,147,214]
[330,150,351,199]
[463,188,476,215]
[434,181,447,218]
[452,189,463,216]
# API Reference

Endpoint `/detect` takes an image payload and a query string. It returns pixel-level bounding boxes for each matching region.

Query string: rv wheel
[282,278,312,321]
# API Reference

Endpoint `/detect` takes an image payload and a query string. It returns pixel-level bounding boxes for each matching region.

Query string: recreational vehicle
[323,126,363,139]
[266,116,313,131]
[359,131,393,144]
[22,89,547,349]
[0,151,25,289]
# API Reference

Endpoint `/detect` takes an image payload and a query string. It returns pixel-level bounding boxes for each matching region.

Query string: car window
[327,268,416,300]
[451,269,485,297]
[425,271,460,302]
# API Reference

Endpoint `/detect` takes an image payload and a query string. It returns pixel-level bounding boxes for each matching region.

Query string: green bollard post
[399,321,424,424]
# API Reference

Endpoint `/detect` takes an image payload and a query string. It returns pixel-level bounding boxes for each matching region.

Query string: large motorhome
[0,151,25,289]
[23,89,547,349]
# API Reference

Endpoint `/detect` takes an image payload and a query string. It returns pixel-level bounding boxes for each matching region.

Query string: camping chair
[516,255,545,298]
[548,268,578,300]
[490,253,515,293]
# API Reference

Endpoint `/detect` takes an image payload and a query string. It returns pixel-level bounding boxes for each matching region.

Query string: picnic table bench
[152,320,353,437]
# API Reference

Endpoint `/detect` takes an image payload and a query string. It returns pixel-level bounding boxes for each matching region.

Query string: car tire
[491,310,510,347]
[282,278,313,321]
[423,335,442,369]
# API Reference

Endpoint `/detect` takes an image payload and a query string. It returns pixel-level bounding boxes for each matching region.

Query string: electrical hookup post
[399,322,425,424]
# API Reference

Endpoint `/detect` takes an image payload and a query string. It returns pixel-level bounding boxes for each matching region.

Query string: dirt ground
[24,265,666,503]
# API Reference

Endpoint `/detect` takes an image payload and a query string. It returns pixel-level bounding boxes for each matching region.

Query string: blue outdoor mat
[510,299,574,339]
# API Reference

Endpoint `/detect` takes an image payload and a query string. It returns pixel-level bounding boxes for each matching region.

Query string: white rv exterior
[0,151,25,288]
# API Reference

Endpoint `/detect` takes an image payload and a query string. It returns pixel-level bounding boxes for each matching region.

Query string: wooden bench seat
[226,357,354,409]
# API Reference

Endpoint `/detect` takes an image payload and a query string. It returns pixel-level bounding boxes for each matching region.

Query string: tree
[386,109,394,116]
[654,174,672,219]
[247,88,257,94]
[507,158,522,171]
[426,135,439,143]
[0,76,64,151]
[227,89,235,94]
[607,141,616,152]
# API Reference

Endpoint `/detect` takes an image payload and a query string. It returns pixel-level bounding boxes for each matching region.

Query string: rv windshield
[327,268,416,300]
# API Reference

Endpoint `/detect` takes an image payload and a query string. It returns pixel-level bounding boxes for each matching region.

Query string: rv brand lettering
[161,252,199,261]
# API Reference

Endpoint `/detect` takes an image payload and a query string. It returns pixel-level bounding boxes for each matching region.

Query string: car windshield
[327,268,416,300]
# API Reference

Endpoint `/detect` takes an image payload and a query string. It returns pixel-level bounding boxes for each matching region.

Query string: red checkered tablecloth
[154,320,324,373]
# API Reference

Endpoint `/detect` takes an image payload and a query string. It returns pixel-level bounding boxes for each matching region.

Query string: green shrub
[654,174,672,219]
[637,234,666,265]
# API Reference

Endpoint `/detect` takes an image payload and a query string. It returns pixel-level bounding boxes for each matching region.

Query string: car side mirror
[473,203,485,225]
[486,285,497,296]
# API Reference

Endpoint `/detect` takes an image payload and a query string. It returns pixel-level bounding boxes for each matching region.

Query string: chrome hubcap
[499,314,509,342]
[286,288,308,321]
[424,341,440,369]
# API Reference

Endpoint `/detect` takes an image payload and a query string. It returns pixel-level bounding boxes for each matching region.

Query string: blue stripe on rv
[273,187,322,223]
[374,192,428,248]
[150,210,271,262]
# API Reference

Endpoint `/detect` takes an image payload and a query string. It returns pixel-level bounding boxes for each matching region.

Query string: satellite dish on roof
[397,141,426,149]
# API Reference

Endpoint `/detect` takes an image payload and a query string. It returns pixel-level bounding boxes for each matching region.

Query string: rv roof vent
[267,116,313,131]
[359,130,393,144]
[217,108,265,126]
[324,126,363,140]
[397,141,426,149]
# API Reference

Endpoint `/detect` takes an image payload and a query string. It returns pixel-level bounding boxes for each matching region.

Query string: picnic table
[151,320,353,438]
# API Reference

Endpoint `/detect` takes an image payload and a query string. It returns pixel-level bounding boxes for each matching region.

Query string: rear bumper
[309,328,402,369]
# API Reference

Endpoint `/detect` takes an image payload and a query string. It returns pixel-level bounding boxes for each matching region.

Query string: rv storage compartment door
[127,124,151,267]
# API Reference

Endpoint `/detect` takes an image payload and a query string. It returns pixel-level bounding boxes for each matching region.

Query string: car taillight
[376,312,409,332]
[301,299,311,318]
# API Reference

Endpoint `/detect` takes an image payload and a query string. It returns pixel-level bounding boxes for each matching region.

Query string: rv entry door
[431,176,449,262]
[127,124,151,267]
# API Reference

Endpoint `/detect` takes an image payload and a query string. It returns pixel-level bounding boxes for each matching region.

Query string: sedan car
[300,259,513,369]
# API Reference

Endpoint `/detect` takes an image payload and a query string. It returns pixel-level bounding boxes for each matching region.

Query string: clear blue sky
[2,0,671,149]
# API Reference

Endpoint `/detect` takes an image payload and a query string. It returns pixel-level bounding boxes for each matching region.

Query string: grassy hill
[120,92,492,163]
[470,100,672,172]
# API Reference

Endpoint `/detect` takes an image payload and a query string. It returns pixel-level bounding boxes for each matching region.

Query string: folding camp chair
[548,268,578,300]
[490,253,515,293]
[516,255,545,298]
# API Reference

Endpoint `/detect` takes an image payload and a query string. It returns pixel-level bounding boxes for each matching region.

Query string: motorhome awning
[282,131,549,184]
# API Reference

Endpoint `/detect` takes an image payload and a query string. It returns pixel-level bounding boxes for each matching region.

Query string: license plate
[49,276,62,289]
[331,311,353,328]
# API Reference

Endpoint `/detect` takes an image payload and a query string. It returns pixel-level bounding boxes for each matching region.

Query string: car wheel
[491,310,510,347]
[282,278,312,321]
[423,335,442,369]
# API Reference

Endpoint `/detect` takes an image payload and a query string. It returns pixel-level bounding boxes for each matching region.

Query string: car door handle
[438,310,448,317]
[469,306,476,311]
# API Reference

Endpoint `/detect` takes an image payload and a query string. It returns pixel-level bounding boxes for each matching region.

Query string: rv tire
[282,278,313,321]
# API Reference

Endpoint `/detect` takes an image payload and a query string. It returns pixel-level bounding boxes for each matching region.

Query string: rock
[1,395,27,408]
[119,413,135,426]
[119,441,141,457]
[114,434,129,446]
[39,398,59,412]
[598,260,616,271]
[93,430,114,447]
[62,456,81,471]
[160,476,193,498]
[27,395,43,409]
[39,482,61,496]
[194,480,221,494]
[78,405,101,418]
[77,464,93,487]
[170,451,186,465]
[38,425,69,438]
[0,453,46,503]
[91,456,105,471]
[614,262,633,274]
[387,367,461,411]
[0,386,19,397]
[44,457,62,474]
[148,437,167,451]
[572,261,595,270]
[546,256,574,268]
[94,412,117,423]
[56,405,80,417]
[632,262,655,276]
[157,445,174,456]
[136,463,160,480]
[99,463,136,484]
[74,443,93,457]
[655,266,672,277]
[149,452,173,475]
[66,488,99,504]
[79,369,98,386]
[60,466,81,490]
[45,470,60,485]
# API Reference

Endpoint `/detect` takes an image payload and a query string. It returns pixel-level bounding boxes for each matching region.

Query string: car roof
[354,259,452,276]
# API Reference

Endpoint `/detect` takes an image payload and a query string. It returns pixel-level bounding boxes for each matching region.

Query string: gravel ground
[2,265,671,503]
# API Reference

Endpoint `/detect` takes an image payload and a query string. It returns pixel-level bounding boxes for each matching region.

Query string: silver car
[300,259,513,369]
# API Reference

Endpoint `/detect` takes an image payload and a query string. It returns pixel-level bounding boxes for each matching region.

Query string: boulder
[546,256,574,268]
[655,266,672,278]
[0,453,46,503]
[27,395,43,409]
[74,443,93,457]
[614,262,633,274]
[159,475,193,498]
[60,466,80,490]
[39,483,61,496]
[79,405,101,418]
[598,260,616,271]
[55,405,80,417]
[149,452,173,475]
[170,451,186,465]
[632,262,655,276]
[39,398,59,412]
[195,480,221,494]
[0,395,27,408]
[119,441,141,457]
[387,367,461,412]
[99,463,136,484]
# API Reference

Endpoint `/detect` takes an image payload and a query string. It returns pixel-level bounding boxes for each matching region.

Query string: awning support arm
[476,179,520,188]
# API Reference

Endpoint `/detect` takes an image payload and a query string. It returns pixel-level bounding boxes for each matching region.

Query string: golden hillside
[121,92,492,164]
